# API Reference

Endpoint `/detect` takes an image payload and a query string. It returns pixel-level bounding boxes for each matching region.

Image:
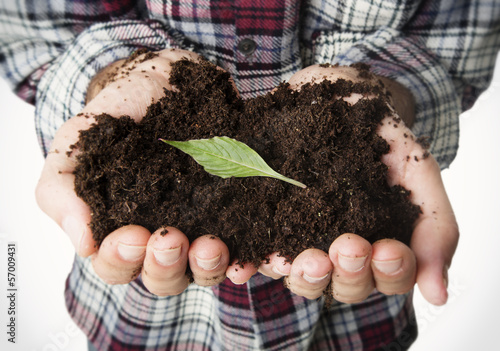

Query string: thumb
[35,113,100,257]
[36,154,96,257]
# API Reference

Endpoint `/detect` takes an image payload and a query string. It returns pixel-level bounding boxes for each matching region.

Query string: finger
[141,227,190,296]
[226,260,258,285]
[188,235,230,286]
[329,233,374,304]
[371,239,416,295]
[378,117,459,305]
[258,252,292,279]
[286,249,332,300]
[91,225,150,285]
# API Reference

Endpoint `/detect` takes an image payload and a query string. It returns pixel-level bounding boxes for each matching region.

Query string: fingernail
[303,272,330,284]
[338,253,367,272]
[272,265,289,277]
[372,258,403,275]
[195,254,221,271]
[62,216,85,255]
[117,243,146,262]
[153,246,182,266]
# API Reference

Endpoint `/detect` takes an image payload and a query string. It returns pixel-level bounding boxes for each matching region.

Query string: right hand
[35,48,246,295]
[241,65,458,306]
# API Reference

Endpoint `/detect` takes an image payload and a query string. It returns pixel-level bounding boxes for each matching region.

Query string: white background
[0,54,499,350]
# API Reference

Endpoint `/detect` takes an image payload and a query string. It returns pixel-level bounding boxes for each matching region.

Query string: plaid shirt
[1,1,499,350]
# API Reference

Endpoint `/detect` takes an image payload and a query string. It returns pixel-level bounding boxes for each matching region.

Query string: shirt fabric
[1,0,499,350]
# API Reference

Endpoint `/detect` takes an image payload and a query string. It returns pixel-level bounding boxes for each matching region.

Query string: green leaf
[160,136,306,188]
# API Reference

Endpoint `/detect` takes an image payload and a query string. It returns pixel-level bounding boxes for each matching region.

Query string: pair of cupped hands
[36,49,458,305]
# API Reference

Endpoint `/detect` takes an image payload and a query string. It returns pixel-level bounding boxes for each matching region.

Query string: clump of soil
[73,58,421,267]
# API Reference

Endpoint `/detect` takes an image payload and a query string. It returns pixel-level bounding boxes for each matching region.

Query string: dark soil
[73,58,421,267]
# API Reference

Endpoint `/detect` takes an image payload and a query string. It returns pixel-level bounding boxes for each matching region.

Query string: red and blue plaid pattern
[1,0,499,349]
[66,256,416,350]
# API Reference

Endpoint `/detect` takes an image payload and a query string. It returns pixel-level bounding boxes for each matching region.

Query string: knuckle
[332,280,375,303]
[288,285,324,300]
[333,271,370,286]
[303,292,324,300]
[193,274,226,287]
[142,268,190,296]
[146,281,189,297]
[375,279,414,296]
[333,294,367,304]
[285,276,329,299]
[91,257,138,285]
[98,273,132,286]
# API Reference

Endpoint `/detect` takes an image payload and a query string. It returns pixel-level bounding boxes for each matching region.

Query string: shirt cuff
[313,27,461,169]
[34,19,185,156]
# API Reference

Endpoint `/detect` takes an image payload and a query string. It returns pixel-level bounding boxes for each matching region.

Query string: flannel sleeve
[310,0,500,170]
[0,0,143,104]
[0,1,189,156]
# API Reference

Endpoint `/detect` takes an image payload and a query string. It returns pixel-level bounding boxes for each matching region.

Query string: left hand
[35,49,235,295]
[228,65,459,306]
